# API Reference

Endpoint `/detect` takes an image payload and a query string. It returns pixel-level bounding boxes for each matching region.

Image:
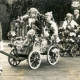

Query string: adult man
[74,9,80,25]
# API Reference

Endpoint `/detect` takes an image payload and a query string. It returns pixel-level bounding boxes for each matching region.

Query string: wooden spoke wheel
[59,44,65,57]
[28,51,41,69]
[8,49,20,67]
[60,52,65,57]
[47,45,60,65]
[71,45,78,57]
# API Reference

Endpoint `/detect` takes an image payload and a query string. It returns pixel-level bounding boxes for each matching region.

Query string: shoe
[0,67,2,74]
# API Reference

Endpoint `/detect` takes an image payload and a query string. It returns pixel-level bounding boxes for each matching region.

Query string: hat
[66,13,73,18]
[28,8,40,14]
[74,9,79,13]
[45,11,53,18]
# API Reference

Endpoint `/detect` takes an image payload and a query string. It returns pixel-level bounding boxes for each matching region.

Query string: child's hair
[45,11,53,20]
[65,13,73,20]
[28,8,40,17]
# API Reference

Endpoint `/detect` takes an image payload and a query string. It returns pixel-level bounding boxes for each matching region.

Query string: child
[43,11,60,44]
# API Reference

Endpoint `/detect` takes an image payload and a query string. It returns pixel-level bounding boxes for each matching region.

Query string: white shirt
[50,21,58,36]
[28,18,36,27]
[75,14,79,19]
[62,20,78,29]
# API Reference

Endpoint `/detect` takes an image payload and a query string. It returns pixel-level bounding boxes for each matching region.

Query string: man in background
[74,9,80,25]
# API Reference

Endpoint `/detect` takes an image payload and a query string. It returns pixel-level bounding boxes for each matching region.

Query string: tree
[10,0,29,21]
[0,0,10,39]
[10,0,72,24]
[32,0,71,23]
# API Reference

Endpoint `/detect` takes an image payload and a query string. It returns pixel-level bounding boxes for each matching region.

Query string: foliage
[10,0,29,21]
[1,0,72,39]
[32,0,71,23]
[2,22,10,40]
[10,0,71,23]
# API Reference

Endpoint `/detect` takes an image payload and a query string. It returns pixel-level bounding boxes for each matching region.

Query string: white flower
[11,31,16,36]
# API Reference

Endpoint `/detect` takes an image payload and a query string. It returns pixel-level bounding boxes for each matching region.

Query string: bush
[10,0,72,24]
[10,0,29,21]
[2,22,10,40]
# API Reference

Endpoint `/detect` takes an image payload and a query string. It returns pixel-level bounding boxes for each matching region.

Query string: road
[0,41,80,80]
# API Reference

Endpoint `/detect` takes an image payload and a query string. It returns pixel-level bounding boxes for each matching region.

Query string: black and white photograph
[0,0,80,80]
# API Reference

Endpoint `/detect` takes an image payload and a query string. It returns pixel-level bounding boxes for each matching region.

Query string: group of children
[8,8,60,47]
[1,8,80,50]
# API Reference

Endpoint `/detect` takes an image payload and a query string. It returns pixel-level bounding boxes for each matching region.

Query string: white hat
[74,9,79,13]
[66,13,73,18]
[45,11,53,18]
[28,8,40,14]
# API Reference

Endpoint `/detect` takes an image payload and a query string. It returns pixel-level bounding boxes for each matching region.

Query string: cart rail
[0,50,16,59]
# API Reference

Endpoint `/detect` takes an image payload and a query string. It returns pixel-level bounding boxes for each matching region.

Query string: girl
[43,11,60,44]
[62,13,78,30]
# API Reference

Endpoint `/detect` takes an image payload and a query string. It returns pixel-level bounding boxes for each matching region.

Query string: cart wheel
[71,46,77,57]
[28,51,41,69]
[47,45,60,65]
[59,43,65,57]
[8,49,20,67]
[60,53,64,57]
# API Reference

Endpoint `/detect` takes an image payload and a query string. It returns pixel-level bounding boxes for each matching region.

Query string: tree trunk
[0,22,3,50]
[0,22,2,41]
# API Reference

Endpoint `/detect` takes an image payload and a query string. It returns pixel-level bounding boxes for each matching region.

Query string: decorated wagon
[0,31,60,69]
[0,8,60,69]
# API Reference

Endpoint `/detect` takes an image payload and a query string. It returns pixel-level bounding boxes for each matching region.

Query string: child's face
[45,15,51,22]
[31,13,36,18]
[67,16,72,20]
[74,10,78,15]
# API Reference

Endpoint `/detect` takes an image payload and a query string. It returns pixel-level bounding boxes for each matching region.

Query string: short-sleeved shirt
[62,20,78,30]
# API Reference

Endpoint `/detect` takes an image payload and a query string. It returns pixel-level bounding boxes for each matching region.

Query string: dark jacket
[74,15,80,25]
